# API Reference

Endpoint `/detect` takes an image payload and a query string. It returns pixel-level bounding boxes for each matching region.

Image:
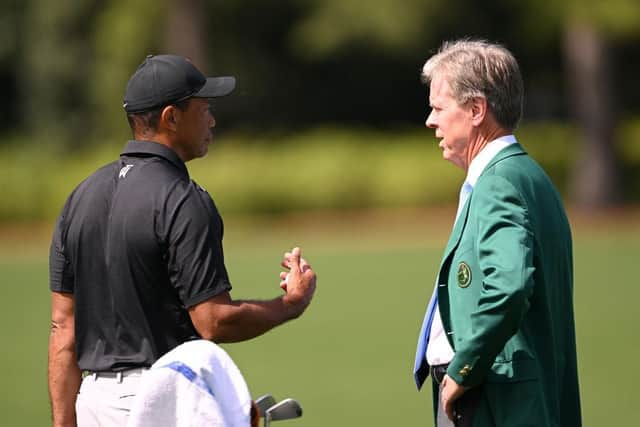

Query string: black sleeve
[49,197,74,293]
[164,182,232,308]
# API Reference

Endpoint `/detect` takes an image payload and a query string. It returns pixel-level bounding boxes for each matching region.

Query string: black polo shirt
[49,140,232,371]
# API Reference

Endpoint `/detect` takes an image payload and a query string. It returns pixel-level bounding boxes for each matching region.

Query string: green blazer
[435,144,581,426]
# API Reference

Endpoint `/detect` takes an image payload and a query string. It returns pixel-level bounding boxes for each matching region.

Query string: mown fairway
[1,210,638,426]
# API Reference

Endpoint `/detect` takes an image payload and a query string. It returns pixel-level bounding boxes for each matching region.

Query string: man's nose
[425,110,436,129]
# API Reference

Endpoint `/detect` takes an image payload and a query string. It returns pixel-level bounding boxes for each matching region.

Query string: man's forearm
[190,249,317,343]
[195,296,299,343]
[48,327,81,426]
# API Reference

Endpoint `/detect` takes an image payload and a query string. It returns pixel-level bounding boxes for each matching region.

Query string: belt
[431,364,448,385]
[82,367,148,383]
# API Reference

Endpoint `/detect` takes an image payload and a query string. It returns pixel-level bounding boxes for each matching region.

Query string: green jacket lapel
[439,200,470,273]
[438,143,527,274]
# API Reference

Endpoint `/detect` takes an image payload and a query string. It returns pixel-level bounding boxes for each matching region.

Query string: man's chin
[442,152,461,167]
[193,146,209,160]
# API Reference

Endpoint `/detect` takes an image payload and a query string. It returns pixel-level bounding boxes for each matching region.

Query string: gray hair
[422,39,524,131]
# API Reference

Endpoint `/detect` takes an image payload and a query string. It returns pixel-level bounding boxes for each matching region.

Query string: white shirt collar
[465,135,517,187]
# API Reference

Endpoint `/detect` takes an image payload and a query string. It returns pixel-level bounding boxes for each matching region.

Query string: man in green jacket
[413,39,581,426]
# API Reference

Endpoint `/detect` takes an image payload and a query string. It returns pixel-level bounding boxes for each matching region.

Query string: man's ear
[470,96,487,127]
[161,106,180,132]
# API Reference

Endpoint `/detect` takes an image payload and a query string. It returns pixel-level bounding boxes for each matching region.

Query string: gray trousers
[76,369,146,427]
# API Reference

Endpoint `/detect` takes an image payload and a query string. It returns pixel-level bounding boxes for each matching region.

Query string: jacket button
[459,365,472,377]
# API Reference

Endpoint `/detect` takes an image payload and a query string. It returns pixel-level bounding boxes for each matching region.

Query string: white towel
[127,340,252,427]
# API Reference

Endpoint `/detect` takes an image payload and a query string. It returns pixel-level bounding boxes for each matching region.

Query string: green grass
[0,261,51,424]
[1,213,639,426]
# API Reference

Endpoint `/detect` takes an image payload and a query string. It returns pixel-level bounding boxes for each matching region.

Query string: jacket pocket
[486,357,539,383]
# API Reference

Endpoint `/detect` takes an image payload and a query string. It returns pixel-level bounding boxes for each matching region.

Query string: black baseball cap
[123,54,236,113]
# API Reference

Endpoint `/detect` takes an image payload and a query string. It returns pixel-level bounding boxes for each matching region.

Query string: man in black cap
[48,54,317,426]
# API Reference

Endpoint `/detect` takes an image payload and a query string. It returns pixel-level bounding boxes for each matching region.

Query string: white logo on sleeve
[119,164,134,178]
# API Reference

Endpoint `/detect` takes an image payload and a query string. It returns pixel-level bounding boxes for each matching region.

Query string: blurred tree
[559,0,640,208]
[2,0,639,215]
[91,0,165,141]
[165,0,206,69]
[519,0,640,208]
[293,0,640,208]
[289,0,438,59]
[201,0,313,129]
[20,0,103,145]
[564,20,621,208]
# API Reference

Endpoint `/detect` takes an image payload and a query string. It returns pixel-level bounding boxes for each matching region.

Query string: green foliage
[619,119,640,198]
[4,0,640,140]
[565,0,640,37]
[4,121,636,221]
[289,0,438,59]
[13,0,167,143]
[520,0,640,39]
[21,0,102,141]
[91,0,167,140]
[190,128,462,214]
[0,1,23,62]
[0,122,605,222]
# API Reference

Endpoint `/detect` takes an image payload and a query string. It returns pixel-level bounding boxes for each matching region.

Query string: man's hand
[280,247,316,316]
[441,374,468,422]
[189,246,317,342]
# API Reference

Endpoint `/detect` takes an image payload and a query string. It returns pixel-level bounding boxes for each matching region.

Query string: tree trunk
[563,21,622,209]
[165,0,207,70]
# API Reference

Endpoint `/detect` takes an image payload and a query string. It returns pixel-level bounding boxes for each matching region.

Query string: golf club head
[266,398,303,421]
[255,394,277,417]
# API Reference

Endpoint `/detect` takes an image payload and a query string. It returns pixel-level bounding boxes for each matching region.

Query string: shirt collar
[465,135,517,187]
[121,140,189,176]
